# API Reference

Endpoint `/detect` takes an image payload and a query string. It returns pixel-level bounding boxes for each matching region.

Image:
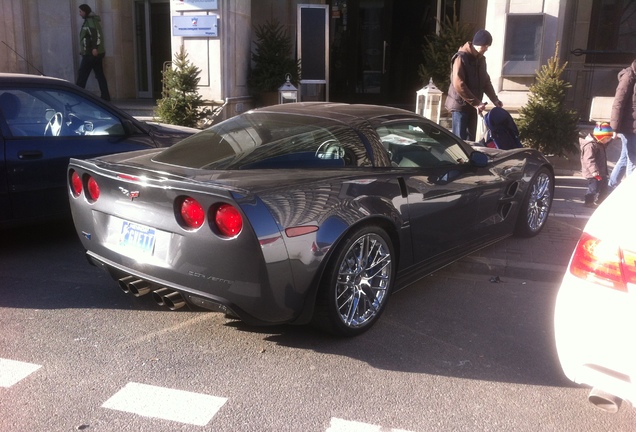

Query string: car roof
[0,73,71,86]
[251,102,419,122]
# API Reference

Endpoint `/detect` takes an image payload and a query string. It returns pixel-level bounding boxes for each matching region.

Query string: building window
[587,0,636,64]
[502,14,544,76]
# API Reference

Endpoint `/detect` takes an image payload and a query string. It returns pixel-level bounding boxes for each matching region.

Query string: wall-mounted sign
[172,0,218,11]
[172,15,218,37]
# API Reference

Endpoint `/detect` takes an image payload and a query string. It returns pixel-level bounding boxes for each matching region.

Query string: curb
[444,255,566,284]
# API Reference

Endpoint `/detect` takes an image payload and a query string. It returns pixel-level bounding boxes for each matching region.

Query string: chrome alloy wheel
[526,171,552,232]
[334,232,392,329]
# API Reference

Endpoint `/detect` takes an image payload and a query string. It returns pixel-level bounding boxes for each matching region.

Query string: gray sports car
[68,103,554,336]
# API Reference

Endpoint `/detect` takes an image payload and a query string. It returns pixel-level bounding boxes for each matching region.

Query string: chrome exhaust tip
[588,388,622,413]
[152,288,171,307]
[163,291,186,310]
[128,279,152,297]
[118,275,136,294]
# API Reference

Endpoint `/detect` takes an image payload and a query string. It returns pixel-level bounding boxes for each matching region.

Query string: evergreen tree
[156,46,210,128]
[517,43,579,156]
[418,10,472,93]
[248,20,300,98]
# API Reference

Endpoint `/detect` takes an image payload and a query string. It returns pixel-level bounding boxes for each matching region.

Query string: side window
[377,121,469,168]
[0,88,124,137]
[0,90,47,137]
[39,90,125,137]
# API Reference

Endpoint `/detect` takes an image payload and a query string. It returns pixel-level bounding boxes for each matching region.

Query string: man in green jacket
[76,4,110,101]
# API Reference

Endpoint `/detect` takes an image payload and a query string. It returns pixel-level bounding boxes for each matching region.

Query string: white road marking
[327,417,413,432]
[0,358,42,388]
[102,382,227,426]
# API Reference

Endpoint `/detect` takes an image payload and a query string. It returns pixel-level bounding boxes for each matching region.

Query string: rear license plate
[119,221,156,255]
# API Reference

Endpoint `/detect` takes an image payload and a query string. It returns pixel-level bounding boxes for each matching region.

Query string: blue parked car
[0,73,198,226]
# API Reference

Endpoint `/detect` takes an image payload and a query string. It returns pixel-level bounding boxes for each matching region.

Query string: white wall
[485,0,569,110]
[169,0,252,107]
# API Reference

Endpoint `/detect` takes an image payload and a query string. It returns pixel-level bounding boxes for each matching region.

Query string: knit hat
[593,122,613,141]
[79,4,92,15]
[472,30,493,47]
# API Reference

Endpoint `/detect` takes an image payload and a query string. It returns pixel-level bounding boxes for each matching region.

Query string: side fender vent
[498,202,512,219]
[506,181,520,197]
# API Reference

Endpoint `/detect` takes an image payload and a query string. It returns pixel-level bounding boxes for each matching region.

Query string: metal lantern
[415,78,443,124]
[278,73,298,104]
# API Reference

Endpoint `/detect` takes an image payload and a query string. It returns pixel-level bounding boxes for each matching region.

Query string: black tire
[514,167,553,237]
[312,225,395,336]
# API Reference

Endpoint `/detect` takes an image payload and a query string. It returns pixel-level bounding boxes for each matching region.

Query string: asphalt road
[1,175,635,431]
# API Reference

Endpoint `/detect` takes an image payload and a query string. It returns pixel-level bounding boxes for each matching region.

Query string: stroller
[480,106,523,150]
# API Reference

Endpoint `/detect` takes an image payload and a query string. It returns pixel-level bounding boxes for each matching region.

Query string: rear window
[153,112,372,169]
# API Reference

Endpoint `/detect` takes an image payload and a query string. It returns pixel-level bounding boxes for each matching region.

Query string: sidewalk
[112,99,157,121]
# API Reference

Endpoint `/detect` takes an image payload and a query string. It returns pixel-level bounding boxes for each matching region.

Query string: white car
[554,172,636,412]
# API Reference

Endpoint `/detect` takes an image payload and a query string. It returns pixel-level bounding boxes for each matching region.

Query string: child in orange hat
[580,122,614,208]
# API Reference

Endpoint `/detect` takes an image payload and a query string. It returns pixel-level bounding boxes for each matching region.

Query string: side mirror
[122,119,136,135]
[469,151,489,168]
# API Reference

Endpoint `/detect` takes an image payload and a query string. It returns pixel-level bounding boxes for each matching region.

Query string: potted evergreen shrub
[418,11,472,94]
[155,46,211,128]
[517,43,580,158]
[248,19,301,106]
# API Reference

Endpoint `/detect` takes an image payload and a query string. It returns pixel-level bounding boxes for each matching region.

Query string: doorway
[134,0,172,99]
[329,0,438,108]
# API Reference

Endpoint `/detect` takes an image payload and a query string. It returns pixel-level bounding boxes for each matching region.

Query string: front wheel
[312,226,394,337]
[514,167,553,237]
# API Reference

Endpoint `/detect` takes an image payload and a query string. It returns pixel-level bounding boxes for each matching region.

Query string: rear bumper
[86,251,296,326]
[554,273,636,406]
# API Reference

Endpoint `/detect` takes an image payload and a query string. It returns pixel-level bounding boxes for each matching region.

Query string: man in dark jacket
[76,4,110,101]
[609,59,636,189]
[445,29,503,141]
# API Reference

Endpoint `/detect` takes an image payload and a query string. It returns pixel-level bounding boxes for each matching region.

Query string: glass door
[356,0,390,97]
[330,0,393,104]
[134,0,152,98]
[330,0,441,108]
[134,0,171,99]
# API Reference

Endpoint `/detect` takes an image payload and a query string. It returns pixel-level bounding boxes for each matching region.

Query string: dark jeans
[585,177,608,204]
[451,107,478,141]
[76,53,111,101]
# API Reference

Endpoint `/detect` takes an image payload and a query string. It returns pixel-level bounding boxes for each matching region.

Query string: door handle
[17,150,43,160]
[383,41,388,74]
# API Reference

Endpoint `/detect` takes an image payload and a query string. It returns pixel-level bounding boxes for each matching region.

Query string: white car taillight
[569,232,636,292]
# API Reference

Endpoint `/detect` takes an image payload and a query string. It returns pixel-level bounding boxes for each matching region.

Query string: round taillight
[214,204,243,237]
[70,171,82,197]
[180,197,205,229]
[87,176,100,201]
